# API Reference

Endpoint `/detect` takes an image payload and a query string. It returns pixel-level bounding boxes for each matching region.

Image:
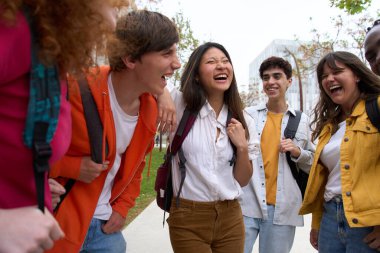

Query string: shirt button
[344,137,349,142]
[344,164,350,170]
[346,191,351,197]
[366,126,371,131]
[352,218,358,224]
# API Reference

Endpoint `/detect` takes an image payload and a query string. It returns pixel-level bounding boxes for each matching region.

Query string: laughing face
[197,47,233,97]
[261,67,291,100]
[321,61,361,113]
[134,44,181,95]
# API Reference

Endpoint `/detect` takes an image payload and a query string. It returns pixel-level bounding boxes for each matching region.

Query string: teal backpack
[23,7,61,212]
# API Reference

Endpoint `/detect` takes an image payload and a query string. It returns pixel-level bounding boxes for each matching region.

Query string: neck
[207,93,224,117]
[341,94,361,116]
[266,99,287,113]
[110,71,141,115]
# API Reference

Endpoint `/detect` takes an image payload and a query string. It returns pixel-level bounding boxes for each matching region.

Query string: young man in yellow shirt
[239,56,315,253]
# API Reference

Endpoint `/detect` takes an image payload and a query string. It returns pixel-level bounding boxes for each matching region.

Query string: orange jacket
[48,66,157,252]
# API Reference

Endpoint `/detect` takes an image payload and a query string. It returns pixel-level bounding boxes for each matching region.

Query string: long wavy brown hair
[0,0,128,76]
[311,51,380,141]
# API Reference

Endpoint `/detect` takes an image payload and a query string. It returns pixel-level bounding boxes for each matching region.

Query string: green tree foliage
[330,0,372,14]
[170,11,200,86]
[296,12,377,74]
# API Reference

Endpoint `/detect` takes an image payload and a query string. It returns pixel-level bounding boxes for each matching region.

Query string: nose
[172,55,181,70]
[326,73,335,82]
[216,61,227,70]
[268,75,277,84]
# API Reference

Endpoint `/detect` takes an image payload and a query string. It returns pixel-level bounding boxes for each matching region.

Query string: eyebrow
[263,72,283,76]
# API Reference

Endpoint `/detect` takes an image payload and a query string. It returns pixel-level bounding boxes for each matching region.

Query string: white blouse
[170,89,259,201]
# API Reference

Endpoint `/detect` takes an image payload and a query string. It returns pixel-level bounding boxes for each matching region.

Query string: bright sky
[156,0,379,90]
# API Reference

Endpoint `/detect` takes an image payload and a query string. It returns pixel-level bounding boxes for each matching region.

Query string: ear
[287,78,292,88]
[121,56,136,69]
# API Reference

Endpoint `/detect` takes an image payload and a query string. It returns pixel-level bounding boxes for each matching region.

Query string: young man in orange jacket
[48,10,180,253]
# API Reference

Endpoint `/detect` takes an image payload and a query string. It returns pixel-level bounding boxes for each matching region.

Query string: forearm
[233,146,253,187]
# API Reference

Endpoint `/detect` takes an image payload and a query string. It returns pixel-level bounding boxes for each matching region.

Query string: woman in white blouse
[167,42,259,253]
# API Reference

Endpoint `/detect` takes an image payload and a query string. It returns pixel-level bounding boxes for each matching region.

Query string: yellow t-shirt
[261,111,283,205]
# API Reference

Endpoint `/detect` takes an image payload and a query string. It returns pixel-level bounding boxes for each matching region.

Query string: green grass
[124,147,166,227]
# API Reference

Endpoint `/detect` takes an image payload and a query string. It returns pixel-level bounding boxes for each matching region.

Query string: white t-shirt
[321,121,346,201]
[94,74,138,220]
[169,89,259,201]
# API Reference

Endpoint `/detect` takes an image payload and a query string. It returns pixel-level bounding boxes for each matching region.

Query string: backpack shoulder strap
[284,110,302,139]
[55,78,109,212]
[170,107,197,155]
[78,78,109,163]
[284,110,302,181]
[167,107,197,207]
[366,97,380,131]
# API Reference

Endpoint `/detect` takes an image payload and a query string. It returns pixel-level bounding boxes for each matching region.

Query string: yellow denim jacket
[299,98,380,229]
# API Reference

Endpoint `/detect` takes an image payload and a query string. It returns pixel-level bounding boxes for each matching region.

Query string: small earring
[356,79,360,83]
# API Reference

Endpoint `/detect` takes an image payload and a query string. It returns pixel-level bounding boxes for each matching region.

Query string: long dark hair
[180,42,249,138]
[311,51,380,141]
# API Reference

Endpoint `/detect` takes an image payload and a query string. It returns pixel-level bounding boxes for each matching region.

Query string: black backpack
[284,110,308,199]
[366,97,380,131]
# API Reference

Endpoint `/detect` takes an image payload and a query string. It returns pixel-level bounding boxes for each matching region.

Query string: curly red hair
[1,0,129,76]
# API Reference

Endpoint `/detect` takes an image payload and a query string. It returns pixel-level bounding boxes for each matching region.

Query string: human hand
[227,118,248,151]
[78,156,109,183]
[156,88,176,133]
[102,211,126,234]
[280,138,301,158]
[48,178,65,209]
[0,207,64,253]
[310,228,319,250]
[363,225,380,251]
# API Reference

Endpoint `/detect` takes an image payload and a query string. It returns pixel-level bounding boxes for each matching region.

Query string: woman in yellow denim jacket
[299,51,380,253]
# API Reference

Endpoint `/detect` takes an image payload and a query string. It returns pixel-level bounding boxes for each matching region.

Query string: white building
[248,39,319,116]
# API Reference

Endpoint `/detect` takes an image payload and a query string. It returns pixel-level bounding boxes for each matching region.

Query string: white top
[94,74,138,220]
[321,121,346,201]
[170,89,259,201]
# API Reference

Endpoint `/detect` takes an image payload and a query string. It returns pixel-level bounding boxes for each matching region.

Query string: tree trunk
[285,48,303,111]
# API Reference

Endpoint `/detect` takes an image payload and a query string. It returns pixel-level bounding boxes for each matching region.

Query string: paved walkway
[122,201,317,253]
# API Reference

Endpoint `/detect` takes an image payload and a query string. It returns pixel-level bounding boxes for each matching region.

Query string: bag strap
[170,108,197,155]
[55,78,109,211]
[78,78,109,162]
[366,97,380,131]
[23,6,61,213]
[166,107,197,207]
[284,110,302,180]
